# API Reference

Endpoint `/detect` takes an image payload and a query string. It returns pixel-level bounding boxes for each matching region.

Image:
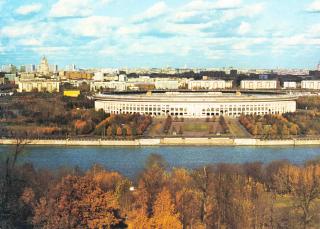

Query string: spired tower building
[38,56,50,75]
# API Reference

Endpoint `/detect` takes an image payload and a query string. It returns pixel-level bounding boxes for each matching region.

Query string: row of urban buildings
[10,77,320,93]
[1,57,320,93]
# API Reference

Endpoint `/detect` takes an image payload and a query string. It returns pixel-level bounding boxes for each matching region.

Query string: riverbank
[1,137,320,146]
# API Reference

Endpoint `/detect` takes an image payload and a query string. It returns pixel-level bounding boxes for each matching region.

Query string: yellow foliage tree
[127,188,151,229]
[150,188,182,229]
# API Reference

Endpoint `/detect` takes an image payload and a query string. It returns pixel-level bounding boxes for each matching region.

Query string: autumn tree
[289,124,299,135]
[0,137,31,228]
[74,119,93,135]
[273,164,320,229]
[138,154,168,216]
[106,126,113,137]
[230,177,273,229]
[150,187,182,229]
[32,174,125,228]
[192,166,215,228]
[169,168,202,228]
[127,188,150,229]
[125,125,132,136]
[116,126,123,136]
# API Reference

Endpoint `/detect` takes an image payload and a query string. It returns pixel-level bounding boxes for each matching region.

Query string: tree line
[0,94,152,138]
[297,96,320,110]
[239,114,299,138]
[2,146,320,228]
[239,112,320,138]
[94,114,152,138]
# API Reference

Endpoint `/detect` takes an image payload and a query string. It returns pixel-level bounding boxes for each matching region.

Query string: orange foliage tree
[32,174,124,228]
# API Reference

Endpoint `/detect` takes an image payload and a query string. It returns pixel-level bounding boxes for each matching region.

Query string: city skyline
[0,0,320,69]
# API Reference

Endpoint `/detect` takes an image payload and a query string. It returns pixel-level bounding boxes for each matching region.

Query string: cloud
[133,1,169,23]
[125,37,192,56]
[222,2,265,21]
[30,46,69,56]
[49,0,93,17]
[307,24,320,37]
[116,23,149,36]
[0,0,5,7]
[204,49,225,60]
[0,42,4,53]
[231,38,267,56]
[173,11,200,22]
[276,35,320,46]
[1,24,36,37]
[237,22,251,35]
[69,16,121,37]
[172,0,241,23]
[214,0,242,9]
[161,22,211,36]
[0,20,56,40]
[184,0,241,11]
[1,0,320,68]
[306,0,320,12]
[18,38,42,46]
[16,3,42,15]
[99,46,118,56]
[49,0,112,18]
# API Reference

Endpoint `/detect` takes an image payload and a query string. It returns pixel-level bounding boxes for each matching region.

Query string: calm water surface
[1,145,320,178]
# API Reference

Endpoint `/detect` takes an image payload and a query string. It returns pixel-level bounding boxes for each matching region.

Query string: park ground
[147,117,251,138]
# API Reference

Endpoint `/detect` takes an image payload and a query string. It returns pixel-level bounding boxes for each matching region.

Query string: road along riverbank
[1,138,320,146]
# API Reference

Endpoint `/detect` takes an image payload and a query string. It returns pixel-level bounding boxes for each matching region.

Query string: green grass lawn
[183,123,209,132]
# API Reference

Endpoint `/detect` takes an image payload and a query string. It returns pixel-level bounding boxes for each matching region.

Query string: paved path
[225,117,252,138]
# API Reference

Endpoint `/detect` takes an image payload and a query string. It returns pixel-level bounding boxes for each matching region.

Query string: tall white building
[317,62,320,71]
[38,56,50,75]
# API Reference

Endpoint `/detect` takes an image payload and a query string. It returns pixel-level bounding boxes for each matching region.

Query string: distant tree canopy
[239,114,299,138]
[95,113,152,138]
[0,94,154,138]
[297,96,320,110]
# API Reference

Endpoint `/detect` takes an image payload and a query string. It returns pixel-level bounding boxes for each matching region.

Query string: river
[1,145,320,178]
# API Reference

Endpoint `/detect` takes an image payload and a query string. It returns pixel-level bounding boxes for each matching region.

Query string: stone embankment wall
[1,138,320,146]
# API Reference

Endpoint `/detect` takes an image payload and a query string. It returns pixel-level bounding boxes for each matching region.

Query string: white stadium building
[94,92,297,118]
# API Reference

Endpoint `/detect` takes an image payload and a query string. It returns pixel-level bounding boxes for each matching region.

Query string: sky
[0,0,320,69]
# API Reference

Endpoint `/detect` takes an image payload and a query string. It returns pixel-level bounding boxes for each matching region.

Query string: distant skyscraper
[317,62,320,71]
[1,64,16,73]
[38,56,50,75]
[49,64,58,73]
[26,64,36,73]
[65,64,77,71]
